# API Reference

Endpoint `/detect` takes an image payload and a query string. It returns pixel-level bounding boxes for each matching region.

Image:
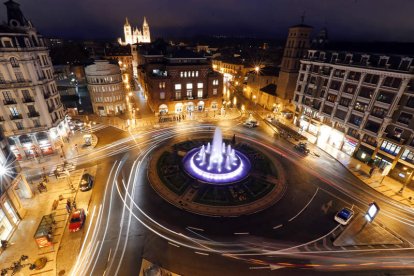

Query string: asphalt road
[67,122,414,275]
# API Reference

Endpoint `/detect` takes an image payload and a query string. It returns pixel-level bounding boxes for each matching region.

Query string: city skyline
[11,0,414,41]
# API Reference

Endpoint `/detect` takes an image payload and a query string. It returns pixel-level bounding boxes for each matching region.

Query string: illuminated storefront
[342,137,358,156]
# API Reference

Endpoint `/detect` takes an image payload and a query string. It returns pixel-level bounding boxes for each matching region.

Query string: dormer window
[10,57,19,68]
[361,55,370,65]
[1,38,13,48]
[344,54,353,63]
[399,57,412,71]
[330,53,338,63]
[379,56,389,67]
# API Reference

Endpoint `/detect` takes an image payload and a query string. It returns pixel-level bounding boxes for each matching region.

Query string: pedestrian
[54,169,59,179]
[369,167,375,177]
[74,144,79,154]
[66,203,71,213]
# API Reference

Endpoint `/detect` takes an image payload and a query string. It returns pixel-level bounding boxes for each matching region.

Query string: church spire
[143,16,148,26]
[125,17,130,26]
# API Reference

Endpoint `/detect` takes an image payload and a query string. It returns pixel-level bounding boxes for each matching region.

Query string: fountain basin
[182,147,251,184]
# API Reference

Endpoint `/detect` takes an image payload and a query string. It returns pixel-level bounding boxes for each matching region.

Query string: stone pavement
[0,168,84,275]
[333,214,403,247]
[56,165,97,276]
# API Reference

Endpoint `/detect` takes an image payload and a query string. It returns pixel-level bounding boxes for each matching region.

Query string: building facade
[0,128,31,242]
[138,49,223,115]
[85,60,126,116]
[293,50,414,187]
[0,0,68,161]
[212,58,253,84]
[118,17,150,46]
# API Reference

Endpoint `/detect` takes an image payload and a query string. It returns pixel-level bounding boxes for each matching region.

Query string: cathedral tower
[142,17,151,43]
[124,17,133,44]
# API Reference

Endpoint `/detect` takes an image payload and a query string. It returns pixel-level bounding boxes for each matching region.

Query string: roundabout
[148,127,287,216]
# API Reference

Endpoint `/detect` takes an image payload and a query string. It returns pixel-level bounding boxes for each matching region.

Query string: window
[159,92,165,100]
[175,91,181,100]
[10,57,19,67]
[377,91,394,104]
[401,149,414,164]
[343,84,356,94]
[363,74,379,85]
[383,77,401,89]
[9,107,19,116]
[354,102,367,112]
[2,38,12,47]
[364,120,381,133]
[213,88,218,95]
[347,71,361,81]
[359,87,374,99]
[213,79,219,86]
[329,80,341,91]
[349,114,362,126]
[15,122,23,130]
[394,127,403,139]
[3,91,13,102]
[196,71,199,77]
[362,134,377,146]
[371,106,386,118]
[397,112,412,125]
[327,94,336,103]
[339,97,351,107]
[407,97,414,108]
[28,113,41,126]
[380,140,401,156]
[159,82,165,89]
[186,83,193,98]
[175,84,182,90]
[180,72,184,78]
[15,71,24,82]
[197,83,203,98]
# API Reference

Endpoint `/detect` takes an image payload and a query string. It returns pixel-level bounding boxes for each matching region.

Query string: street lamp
[398,167,414,194]
[254,66,260,74]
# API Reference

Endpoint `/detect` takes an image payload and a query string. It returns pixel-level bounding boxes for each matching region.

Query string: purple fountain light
[182,127,251,184]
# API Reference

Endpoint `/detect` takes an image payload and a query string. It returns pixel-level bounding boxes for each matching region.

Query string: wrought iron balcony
[22,97,35,103]
[27,112,40,118]
[3,99,16,105]
[9,114,22,120]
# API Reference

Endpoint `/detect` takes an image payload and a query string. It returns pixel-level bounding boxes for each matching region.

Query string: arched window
[10,57,19,68]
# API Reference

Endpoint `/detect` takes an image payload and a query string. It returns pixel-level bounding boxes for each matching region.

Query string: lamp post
[398,167,414,194]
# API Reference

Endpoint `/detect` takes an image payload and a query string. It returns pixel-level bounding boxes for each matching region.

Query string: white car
[334,207,354,225]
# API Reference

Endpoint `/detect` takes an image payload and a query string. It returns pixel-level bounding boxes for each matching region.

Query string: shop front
[308,123,318,136]
[36,132,53,156]
[175,103,183,114]
[354,145,374,164]
[197,101,205,111]
[8,139,22,161]
[19,135,37,160]
[374,153,393,170]
[389,162,414,187]
[0,208,13,240]
[186,102,195,112]
[342,137,358,156]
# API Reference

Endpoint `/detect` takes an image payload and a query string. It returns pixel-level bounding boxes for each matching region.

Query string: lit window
[175,84,181,90]
[160,92,165,100]
[213,88,218,95]
[197,83,203,88]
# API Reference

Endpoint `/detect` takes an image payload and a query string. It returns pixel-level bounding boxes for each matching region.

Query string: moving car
[79,173,93,192]
[334,207,354,225]
[243,121,258,128]
[69,209,86,232]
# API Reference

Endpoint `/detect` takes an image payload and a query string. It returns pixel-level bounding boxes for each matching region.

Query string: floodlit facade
[0,0,68,161]
[85,60,126,116]
[118,17,151,45]
[293,50,414,185]
[137,48,223,115]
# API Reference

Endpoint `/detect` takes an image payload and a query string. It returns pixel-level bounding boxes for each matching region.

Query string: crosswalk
[81,123,108,133]
[48,160,78,177]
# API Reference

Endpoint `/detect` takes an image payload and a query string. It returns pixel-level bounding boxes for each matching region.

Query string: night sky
[8,0,414,41]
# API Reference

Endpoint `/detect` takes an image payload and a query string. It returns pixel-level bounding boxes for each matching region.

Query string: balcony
[0,80,32,89]
[9,114,22,120]
[27,112,40,118]
[22,97,35,103]
[3,99,17,105]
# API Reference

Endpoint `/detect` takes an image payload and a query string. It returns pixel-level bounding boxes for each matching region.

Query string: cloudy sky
[7,0,414,41]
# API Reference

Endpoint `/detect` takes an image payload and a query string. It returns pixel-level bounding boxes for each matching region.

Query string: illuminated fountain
[182,127,251,184]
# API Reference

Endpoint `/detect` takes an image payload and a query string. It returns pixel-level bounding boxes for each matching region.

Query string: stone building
[137,47,223,115]
[85,60,126,116]
[0,0,68,161]
[118,17,151,45]
[293,50,414,186]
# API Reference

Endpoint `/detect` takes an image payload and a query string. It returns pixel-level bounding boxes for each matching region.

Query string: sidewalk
[0,169,84,275]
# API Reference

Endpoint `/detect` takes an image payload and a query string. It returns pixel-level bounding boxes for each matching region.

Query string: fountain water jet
[182,127,251,184]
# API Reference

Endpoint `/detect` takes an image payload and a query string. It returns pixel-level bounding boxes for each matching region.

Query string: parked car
[294,142,310,154]
[334,207,354,225]
[69,209,86,232]
[79,173,93,192]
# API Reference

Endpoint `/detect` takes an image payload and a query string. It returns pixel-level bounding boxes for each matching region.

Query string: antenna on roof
[301,11,306,24]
